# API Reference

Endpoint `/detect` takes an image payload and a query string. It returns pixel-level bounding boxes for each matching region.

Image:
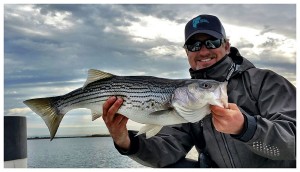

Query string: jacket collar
[189,55,234,82]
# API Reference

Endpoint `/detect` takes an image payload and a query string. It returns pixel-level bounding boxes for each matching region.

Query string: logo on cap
[192,16,209,28]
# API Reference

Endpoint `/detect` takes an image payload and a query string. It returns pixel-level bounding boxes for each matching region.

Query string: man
[102,14,296,167]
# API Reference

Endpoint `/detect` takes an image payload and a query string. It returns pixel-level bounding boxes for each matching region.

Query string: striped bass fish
[24,69,228,140]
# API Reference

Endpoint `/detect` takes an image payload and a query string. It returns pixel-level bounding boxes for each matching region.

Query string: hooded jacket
[115,47,296,168]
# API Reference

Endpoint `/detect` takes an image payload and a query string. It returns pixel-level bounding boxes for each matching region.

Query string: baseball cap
[184,14,226,45]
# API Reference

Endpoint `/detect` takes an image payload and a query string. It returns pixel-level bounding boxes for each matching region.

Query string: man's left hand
[210,103,244,135]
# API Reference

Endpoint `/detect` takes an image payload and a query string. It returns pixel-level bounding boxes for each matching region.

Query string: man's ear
[225,40,231,54]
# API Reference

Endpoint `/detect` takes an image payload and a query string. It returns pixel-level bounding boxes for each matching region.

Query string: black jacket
[116,47,296,167]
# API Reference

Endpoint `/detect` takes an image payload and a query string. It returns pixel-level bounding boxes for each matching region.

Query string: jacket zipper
[203,72,207,79]
[221,133,235,167]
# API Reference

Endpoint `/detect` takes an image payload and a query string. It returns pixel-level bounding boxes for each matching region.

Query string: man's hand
[210,103,245,135]
[102,96,130,150]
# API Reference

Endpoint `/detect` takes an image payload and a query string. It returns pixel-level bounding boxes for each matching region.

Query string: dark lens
[205,39,222,49]
[185,39,223,52]
[186,41,202,52]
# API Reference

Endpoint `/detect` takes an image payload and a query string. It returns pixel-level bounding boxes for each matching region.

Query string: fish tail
[24,97,64,140]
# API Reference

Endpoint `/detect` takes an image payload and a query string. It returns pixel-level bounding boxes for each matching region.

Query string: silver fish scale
[54,76,187,113]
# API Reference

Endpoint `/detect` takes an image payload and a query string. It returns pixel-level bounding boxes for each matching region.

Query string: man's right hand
[102,96,130,151]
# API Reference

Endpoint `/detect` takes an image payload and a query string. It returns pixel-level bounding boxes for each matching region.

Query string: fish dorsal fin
[83,69,114,88]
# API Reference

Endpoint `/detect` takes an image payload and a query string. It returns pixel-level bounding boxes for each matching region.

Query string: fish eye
[200,82,212,89]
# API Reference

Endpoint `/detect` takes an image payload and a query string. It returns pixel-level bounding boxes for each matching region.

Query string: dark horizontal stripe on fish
[61,85,165,103]
[59,87,169,108]
[85,98,164,110]
[87,79,179,92]
[86,83,174,94]
[58,94,126,109]
[63,92,165,108]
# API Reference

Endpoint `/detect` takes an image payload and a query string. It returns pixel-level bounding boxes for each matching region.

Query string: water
[27,137,147,168]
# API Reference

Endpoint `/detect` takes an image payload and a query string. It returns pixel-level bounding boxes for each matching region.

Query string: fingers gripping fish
[24,69,228,140]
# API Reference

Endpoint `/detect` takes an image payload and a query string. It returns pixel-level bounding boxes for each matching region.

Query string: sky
[3,3,297,137]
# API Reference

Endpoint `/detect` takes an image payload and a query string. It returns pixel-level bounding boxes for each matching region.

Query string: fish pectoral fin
[149,109,188,124]
[83,69,115,89]
[136,124,163,139]
[148,109,173,116]
[91,110,103,121]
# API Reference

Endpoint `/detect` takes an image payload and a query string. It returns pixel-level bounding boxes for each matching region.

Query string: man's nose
[196,45,210,56]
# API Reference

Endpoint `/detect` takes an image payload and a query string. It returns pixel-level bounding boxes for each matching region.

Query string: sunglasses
[184,39,224,52]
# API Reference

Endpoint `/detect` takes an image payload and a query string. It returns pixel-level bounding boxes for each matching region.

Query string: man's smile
[199,58,214,62]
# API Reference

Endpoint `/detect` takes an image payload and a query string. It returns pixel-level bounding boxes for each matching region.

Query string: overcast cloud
[4,4,296,137]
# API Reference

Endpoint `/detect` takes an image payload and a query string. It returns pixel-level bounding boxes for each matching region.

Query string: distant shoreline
[27,134,110,140]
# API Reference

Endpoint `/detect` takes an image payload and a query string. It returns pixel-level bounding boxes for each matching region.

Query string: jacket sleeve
[114,124,196,167]
[236,69,296,160]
